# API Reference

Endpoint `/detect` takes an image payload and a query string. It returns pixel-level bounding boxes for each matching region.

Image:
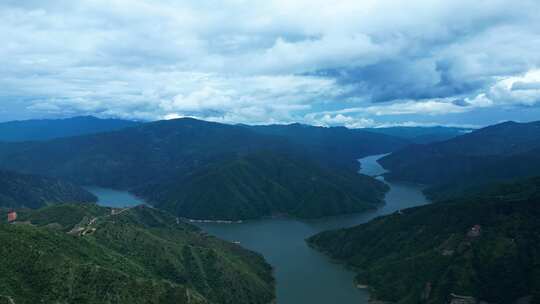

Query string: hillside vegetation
[0,170,96,209]
[0,118,293,189]
[248,123,408,171]
[380,121,540,196]
[364,126,470,144]
[136,153,389,220]
[308,177,540,304]
[0,117,398,219]
[0,204,275,304]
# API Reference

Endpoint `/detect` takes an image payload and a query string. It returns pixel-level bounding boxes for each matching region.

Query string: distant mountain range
[0,170,96,209]
[364,126,471,144]
[0,116,528,219]
[0,204,275,303]
[0,117,401,219]
[246,123,408,170]
[308,176,540,304]
[380,121,540,198]
[0,116,140,142]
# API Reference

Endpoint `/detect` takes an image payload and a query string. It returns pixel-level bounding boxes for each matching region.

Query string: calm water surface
[86,154,429,304]
[85,186,145,208]
[198,154,430,304]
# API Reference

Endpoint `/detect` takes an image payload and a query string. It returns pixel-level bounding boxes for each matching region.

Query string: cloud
[1,0,540,126]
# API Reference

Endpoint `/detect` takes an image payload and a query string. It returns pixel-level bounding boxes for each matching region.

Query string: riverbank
[85,154,430,304]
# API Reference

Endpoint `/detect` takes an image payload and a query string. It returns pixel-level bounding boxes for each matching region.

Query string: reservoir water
[84,186,145,208]
[86,154,430,304]
[198,154,430,304]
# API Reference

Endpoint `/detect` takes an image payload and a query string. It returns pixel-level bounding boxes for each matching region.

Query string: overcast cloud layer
[1,0,540,127]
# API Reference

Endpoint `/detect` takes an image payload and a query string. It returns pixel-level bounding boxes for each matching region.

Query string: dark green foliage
[248,123,408,171]
[380,121,540,195]
[0,170,96,208]
[0,118,406,189]
[0,204,275,304]
[136,152,389,220]
[0,118,292,189]
[364,126,471,144]
[308,177,540,303]
[0,117,394,219]
[0,116,140,142]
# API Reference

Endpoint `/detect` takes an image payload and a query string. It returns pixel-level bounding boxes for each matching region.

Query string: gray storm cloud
[1,0,539,126]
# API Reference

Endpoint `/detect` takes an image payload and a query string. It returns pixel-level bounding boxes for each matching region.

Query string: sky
[1,0,540,127]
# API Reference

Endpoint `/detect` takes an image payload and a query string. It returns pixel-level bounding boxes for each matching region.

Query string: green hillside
[0,170,96,209]
[248,123,408,171]
[308,177,540,304]
[364,126,470,144]
[136,152,388,220]
[379,121,540,196]
[0,118,292,189]
[0,204,275,304]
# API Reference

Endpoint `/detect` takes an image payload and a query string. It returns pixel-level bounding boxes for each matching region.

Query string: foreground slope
[0,116,140,142]
[136,153,389,220]
[0,204,275,304]
[0,170,96,208]
[308,177,540,304]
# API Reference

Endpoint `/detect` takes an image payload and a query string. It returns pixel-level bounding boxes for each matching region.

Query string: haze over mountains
[0,116,140,142]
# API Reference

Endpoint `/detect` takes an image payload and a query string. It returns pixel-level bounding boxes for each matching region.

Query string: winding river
[199,154,430,304]
[86,154,430,304]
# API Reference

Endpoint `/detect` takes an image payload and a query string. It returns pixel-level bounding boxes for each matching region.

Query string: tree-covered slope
[135,152,389,220]
[308,177,540,304]
[379,121,540,187]
[0,118,406,189]
[364,126,471,144]
[0,116,140,142]
[0,170,96,208]
[0,118,292,189]
[0,204,275,304]
[248,123,408,171]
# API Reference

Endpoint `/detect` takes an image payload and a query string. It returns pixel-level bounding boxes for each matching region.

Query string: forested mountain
[0,117,402,219]
[379,121,540,191]
[0,170,96,209]
[135,152,388,220]
[0,118,291,189]
[0,204,275,304]
[0,116,140,142]
[308,177,540,304]
[247,123,408,170]
[364,126,471,144]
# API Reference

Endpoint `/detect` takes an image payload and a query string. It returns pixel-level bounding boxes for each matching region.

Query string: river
[85,154,430,304]
[197,154,430,304]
